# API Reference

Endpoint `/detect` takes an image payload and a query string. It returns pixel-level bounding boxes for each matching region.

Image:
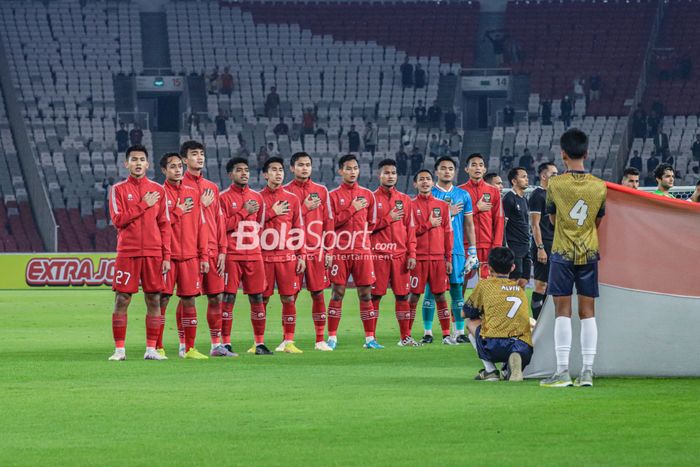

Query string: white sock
[482,360,497,373]
[580,317,598,371]
[211,343,218,350]
[468,333,477,350]
[424,330,433,336]
[179,343,186,350]
[115,347,125,353]
[554,316,572,374]
[146,346,155,352]
[328,335,337,342]
[365,336,374,344]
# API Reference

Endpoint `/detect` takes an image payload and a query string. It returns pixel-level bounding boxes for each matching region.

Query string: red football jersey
[219,184,265,260]
[283,178,334,257]
[110,175,171,260]
[260,185,306,262]
[328,182,377,254]
[412,193,453,262]
[458,178,504,250]
[182,171,227,256]
[163,180,207,261]
[371,186,416,259]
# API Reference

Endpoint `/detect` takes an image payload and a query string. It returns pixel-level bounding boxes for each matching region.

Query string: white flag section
[525,183,700,378]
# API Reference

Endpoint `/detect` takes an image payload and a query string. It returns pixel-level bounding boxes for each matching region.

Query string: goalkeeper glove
[465,246,479,273]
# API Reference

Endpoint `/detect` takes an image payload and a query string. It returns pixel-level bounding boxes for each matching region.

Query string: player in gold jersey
[463,247,533,382]
[540,129,606,388]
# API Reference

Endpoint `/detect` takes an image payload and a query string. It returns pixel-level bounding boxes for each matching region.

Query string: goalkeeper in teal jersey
[421,156,479,345]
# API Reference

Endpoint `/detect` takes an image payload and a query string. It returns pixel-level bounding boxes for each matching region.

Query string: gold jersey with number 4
[545,172,606,265]
[464,277,532,346]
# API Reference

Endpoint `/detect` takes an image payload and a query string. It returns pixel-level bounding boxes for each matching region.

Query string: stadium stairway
[187,75,208,115]
[140,12,171,74]
[510,74,531,112]
[152,132,180,183]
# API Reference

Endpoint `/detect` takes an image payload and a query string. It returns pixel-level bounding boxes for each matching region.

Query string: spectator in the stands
[560,95,572,128]
[236,140,250,158]
[632,105,647,139]
[400,57,414,88]
[439,139,450,157]
[540,99,552,125]
[621,167,640,190]
[348,124,361,152]
[208,67,219,94]
[484,172,504,191]
[589,75,601,101]
[647,111,661,138]
[691,134,700,162]
[129,123,143,146]
[257,145,269,173]
[265,86,280,118]
[396,147,409,176]
[651,100,664,119]
[273,118,289,136]
[629,150,643,172]
[646,151,660,176]
[653,164,675,198]
[363,122,378,155]
[573,78,585,103]
[535,151,546,166]
[220,67,234,97]
[502,147,514,171]
[116,122,128,152]
[410,146,424,176]
[503,101,515,126]
[448,128,462,158]
[519,148,534,174]
[414,63,426,89]
[215,111,227,136]
[414,100,427,124]
[302,107,315,135]
[188,113,199,136]
[485,29,507,66]
[267,142,280,157]
[429,134,440,158]
[402,127,415,148]
[427,101,442,127]
[444,108,457,131]
[653,126,670,161]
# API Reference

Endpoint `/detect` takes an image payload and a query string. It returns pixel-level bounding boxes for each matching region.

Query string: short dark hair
[263,156,284,173]
[484,172,499,184]
[560,128,589,159]
[338,154,358,169]
[623,167,640,178]
[413,169,433,182]
[125,144,148,160]
[290,152,312,166]
[159,152,182,169]
[488,247,515,275]
[377,159,396,170]
[465,153,484,166]
[507,167,526,185]
[654,163,674,180]
[180,140,205,158]
[434,156,456,170]
[537,162,556,176]
[226,157,249,173]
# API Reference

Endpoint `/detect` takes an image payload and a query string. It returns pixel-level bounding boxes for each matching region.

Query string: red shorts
[410,259,448,295]
[164,258,201,297]
[330,253,376,287]
[224,258,266,295]
[264,260,301,297]
[201,251,225,295]
[112,256,163,294]
[301,253,329,292]
[372,254,410,296]
[477,248,491,279]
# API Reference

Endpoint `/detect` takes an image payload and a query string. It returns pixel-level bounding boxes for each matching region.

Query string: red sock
[371,298,381,337]
[156,305,166,349]
[409,302,417,334]
[206,301,222,345]
[282,301,297,341]
[327,299,342,337]
[360,300,374,338]
[182,305,198,351]
[311,293,326,343]
[396,300,411,340]
[176,302,185,345]
[146,315,161,348]
[436,298,451,337]
[221,301,234,345]
[251,302,266,344]
[112,313,127,348]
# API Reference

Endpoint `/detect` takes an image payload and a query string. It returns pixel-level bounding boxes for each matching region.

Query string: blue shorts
[548,260,599,298]
[475,326,533,367]
[450,254,465,285]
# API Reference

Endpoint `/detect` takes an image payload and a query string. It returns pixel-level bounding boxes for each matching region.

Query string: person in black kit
[528,162,558,320]
[503,101,515,126]
[485,30,507,66]
[632,105,647,139]
[647,151,659,176]
[409,146,423,176]
[503,167,531,289]
[396,147,408,176]
[414,100,427,124]
[400,57,414,88]
[629,150,642,172]
[414,63,426,89]
[347,124,361,152]
[519,148,534,174]
[116,122,129,152]
[560,96,572,129]
[444,108,457,131]
[427,100,442,127]
[541,99,552,126]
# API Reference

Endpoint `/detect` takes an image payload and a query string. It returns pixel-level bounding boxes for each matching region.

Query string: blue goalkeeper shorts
[450,254,465,285]
[475,326,532,367]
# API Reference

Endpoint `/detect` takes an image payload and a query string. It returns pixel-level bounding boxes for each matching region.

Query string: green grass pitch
[1,290,699,466]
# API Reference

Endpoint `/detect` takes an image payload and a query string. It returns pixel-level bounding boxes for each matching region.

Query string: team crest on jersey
[395,200,404,210]
[184,197,193,204]
[310,193,320,200]
[357,196,366,203]
[445,196,452,204]
[432,208,441,217]
[483,193,492,203]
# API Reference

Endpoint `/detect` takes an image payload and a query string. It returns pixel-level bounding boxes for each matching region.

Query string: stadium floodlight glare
[154,77,164,87]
